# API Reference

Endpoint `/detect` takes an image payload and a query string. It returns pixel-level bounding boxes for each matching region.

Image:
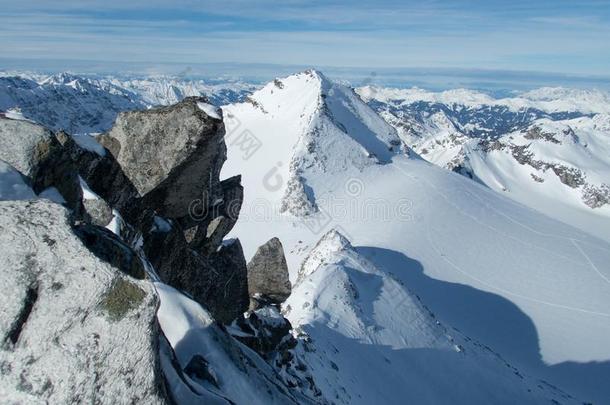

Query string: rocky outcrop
[0,200,166,404]
[247,237,292,307]
[208,239,249,322]
[99,97,226,222]
[0,99,324,404]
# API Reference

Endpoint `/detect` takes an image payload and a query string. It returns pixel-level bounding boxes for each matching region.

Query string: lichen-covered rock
[0,200,167,404]
[99,97,226,221]
[82,198,114,227]
[247,237,292,306]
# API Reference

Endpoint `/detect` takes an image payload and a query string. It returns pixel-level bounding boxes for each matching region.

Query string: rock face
[99,97,226,221]
[144,224,249,324]
[247,237,292,306]
[0,200,166,404]
[188,175,244,255]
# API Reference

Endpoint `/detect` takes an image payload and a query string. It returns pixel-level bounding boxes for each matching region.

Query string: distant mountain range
[0,72,256,134]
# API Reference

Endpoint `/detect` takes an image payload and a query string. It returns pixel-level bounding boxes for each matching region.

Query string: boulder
[0,200,167,404]
[247,237,292,306]
[82,198,114,227]
[98,97,226,221]
[0,118,82,213]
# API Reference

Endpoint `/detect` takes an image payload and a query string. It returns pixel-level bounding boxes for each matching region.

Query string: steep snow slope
[284,230,575,404]
[222,71,610,403]
[223,70,403,217]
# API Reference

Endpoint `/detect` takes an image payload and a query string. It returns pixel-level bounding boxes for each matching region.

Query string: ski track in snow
[571,239,610,286]
[463,182,610,287]
[391,162,610,316]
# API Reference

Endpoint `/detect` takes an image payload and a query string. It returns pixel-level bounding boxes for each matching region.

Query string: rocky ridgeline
[0,98,320,403]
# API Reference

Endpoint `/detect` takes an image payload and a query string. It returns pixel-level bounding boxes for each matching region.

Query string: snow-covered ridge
[283,229,576,404]
[360,80,610,241]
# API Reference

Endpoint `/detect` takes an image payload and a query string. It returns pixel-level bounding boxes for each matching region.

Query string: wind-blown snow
[72,134,106,156]
[196,102,222,120]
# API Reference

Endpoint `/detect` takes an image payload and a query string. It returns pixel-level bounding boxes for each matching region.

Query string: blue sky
[2,0,610,82]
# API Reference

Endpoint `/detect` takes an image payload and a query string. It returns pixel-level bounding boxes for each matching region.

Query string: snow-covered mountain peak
[223,70,404,216]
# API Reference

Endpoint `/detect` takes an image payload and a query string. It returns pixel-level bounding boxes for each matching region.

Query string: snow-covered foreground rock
[359,85,610,242]
[0,200,166,403]
[222,70,610,403]
[0,100,328,404]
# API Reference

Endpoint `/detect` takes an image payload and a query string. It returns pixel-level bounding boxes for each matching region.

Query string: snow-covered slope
[462,115,610,241]
[222,71,610,403]
[359,85,610,242]
[283,229,575,404]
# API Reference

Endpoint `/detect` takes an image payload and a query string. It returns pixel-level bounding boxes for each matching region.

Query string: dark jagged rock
[74,224,146,280]
[208,239,249,323]
[188,175,244,255]
[143,224,249,324]
[54,131,139,215]
[247,237,292,306]
[234,307,295,357]
[98,97,226,222]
